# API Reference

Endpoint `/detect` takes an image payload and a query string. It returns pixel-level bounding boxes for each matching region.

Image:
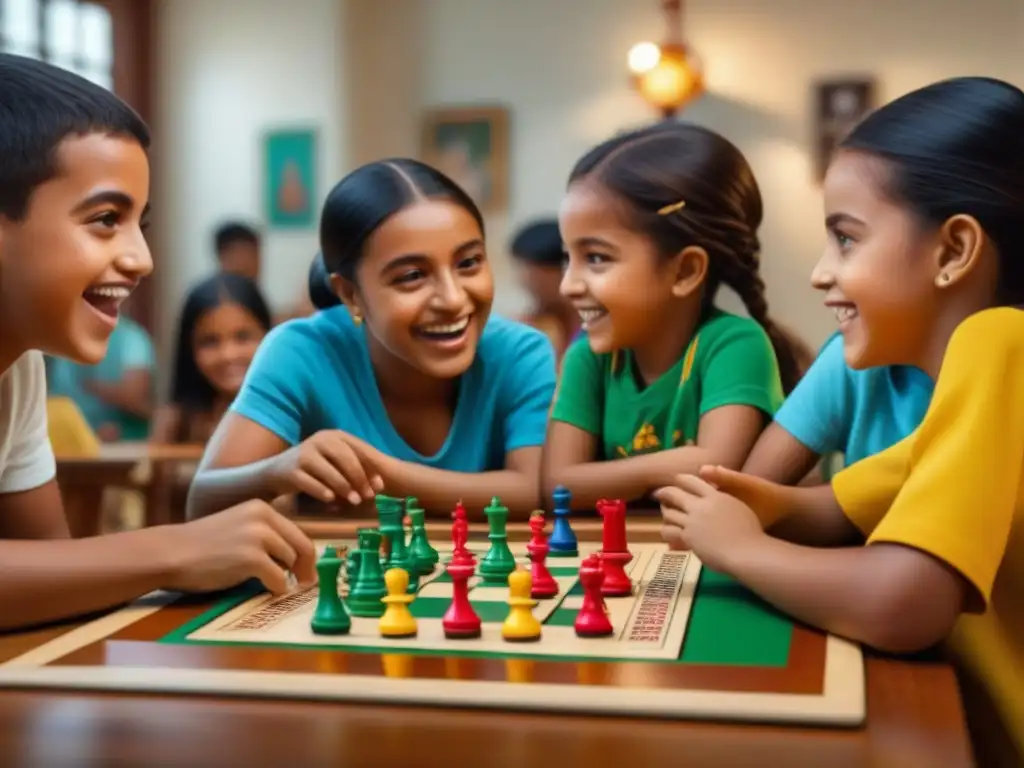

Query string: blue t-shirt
[774,333,933,467]
[45,316,155,440]
[231,307,557,471]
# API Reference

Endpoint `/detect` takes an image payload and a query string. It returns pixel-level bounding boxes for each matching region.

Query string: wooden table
[55,442,204,536]
[0,520,976,767]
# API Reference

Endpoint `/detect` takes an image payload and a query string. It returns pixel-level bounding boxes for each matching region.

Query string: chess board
[0,537,865,727]
[176,542,697,661]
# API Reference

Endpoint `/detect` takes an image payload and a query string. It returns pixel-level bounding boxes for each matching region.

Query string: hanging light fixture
[628,0,704,118]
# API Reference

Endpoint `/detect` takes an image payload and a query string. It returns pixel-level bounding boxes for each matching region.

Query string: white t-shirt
[0,351,56,493]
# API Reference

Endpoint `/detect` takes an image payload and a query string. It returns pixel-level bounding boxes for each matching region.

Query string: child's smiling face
[192,302,267,397]
[813,149,947,370]
[558,181,687,355]
[0,133,152,364]
[341,199,494,380]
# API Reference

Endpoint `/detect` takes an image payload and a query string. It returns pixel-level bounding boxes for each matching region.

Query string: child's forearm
[0,528,173,631]
[768,485,862,546]
[186,458,284,520]
[545,446,715,510]
[722,536,945,653]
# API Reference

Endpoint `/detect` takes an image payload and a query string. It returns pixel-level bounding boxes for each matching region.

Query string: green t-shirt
[551,309,784,460]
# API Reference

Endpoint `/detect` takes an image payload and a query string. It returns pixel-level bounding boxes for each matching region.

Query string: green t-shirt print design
[550,310,785,461]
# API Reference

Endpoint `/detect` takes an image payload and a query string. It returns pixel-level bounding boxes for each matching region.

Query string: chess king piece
[311,549,351,635]
[479,496,516,586]
[526,511,558,599]
[575,554,614,637]
[347,528,388,617]
[502,568,542,642]
[596,498,633,596]
[379,568,417,638]
[548,484,578,557]
[442,555,481,639]
[406,498,439,576]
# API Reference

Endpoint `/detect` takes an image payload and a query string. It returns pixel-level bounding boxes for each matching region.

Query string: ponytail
[307,251,341,310]
[707,240,808,394]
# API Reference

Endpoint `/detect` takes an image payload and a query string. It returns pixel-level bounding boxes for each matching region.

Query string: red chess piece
[596,498,633,596]
[442,558,481,639]
[574,554,613,637]
[450,501,473,566]
[527,512,558,599]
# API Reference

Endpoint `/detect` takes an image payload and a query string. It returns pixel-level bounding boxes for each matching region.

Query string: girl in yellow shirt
[656,76,1024,762]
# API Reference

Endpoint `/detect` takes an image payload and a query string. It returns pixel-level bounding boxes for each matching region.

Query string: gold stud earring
[940,273,951,284]
[352,312,362,327]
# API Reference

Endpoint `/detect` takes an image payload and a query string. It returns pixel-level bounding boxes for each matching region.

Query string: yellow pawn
[502,568,542,642]
[379,568,417,638]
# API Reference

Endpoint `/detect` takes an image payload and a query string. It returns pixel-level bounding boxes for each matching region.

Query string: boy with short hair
[0,54,315,631]
[213,221,261,281]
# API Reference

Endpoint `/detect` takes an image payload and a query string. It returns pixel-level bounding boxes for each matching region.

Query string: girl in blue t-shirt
[187,159,557,519]
[742,331,933,485]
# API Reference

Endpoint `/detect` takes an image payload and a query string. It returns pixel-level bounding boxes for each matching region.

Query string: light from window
[1,0,40,58]
[45,0,76,69]
[79,2,111,89]
[0,0,113,90]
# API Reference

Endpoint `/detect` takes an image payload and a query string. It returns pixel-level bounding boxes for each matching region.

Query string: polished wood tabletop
[0,518,977,767]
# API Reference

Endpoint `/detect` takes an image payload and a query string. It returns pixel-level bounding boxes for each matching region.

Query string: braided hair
[568,122,804,393]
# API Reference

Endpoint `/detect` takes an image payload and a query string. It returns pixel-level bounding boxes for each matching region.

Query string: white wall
[416,0,1024,347]
[152,0,347,357]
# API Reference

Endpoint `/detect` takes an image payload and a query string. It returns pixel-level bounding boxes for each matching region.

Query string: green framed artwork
[263,128,317,228]
[421,106,509,212]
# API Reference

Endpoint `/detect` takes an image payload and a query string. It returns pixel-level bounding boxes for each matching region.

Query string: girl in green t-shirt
[543,122,808,510]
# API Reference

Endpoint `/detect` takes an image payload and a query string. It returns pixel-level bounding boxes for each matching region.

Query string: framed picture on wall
[263,127,318,228]
[813,78,876,181]
[420,105,509,212]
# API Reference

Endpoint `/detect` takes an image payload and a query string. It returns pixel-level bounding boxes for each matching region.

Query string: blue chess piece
[548,484,578,557]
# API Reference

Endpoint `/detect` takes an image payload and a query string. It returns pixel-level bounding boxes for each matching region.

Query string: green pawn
[406,498,439,576]
[479,496,516,586]
[347,528,387,617]
[311,552,350,634]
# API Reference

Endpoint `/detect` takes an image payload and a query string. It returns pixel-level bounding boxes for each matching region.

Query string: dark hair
[510,219,563,267]
[568,122,803,393]
[214,221,260,255]
[310,158,484,309]
[840,76,1024,304]
[0,53,149,221]
[171,273,272,410]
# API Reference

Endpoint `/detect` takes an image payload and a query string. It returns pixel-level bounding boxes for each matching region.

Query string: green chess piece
[345,548,363,594]
[311,551,350,634]
[479,496,516,586]
[406,498,439,576]
[377,497,419,594]
[347,528,387,617]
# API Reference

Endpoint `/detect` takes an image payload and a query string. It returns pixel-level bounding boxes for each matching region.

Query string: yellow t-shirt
[832,306,1024,757]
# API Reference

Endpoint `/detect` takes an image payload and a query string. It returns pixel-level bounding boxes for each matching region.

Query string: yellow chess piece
[502,568,542,642]
[379,568,417,638]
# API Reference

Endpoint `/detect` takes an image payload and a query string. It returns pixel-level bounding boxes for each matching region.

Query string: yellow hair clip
[657,200,686,215]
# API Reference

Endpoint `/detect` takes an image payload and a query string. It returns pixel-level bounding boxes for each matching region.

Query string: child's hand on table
[164,500,317,595]
[269,430,386,507]
[653,473,767,573]
[696,465,793,528]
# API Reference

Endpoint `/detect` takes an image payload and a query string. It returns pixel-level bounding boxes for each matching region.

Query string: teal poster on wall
[263,128,317,228]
